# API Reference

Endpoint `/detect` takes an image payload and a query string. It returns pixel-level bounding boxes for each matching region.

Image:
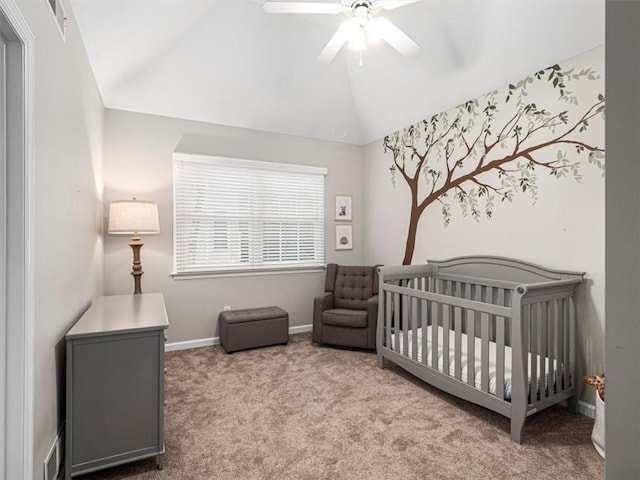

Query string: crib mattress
[390,326,557,401]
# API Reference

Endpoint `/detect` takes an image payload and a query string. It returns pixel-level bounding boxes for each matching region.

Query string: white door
[0,2,33,477]
[0,28,6,478]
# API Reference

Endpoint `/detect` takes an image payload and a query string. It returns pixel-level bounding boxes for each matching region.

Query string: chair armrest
[366,294,379,323]
[314,292,334,311]
[313,292,334,343]
[366,295,379,349]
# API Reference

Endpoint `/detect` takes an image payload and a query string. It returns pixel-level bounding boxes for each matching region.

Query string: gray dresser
[65,293,169,479]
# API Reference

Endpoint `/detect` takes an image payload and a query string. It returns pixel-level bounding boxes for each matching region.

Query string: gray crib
[376,256,584,443]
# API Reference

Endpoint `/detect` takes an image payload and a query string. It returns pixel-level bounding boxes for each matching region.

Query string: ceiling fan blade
[374,17,420,56]
[318,20,355,63]
[263,2,343,14]
[375,0,421,10]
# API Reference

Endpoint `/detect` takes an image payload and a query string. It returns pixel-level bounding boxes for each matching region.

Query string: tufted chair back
[325,264,379,310]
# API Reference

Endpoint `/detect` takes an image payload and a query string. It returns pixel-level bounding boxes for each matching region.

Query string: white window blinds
[174,154,327,275]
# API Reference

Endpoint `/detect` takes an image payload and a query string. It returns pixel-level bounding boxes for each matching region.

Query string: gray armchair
[312,264,379,350]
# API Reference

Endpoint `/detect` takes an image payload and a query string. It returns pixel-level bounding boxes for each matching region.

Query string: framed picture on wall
[335,195,352,221]
[335,224,353,250]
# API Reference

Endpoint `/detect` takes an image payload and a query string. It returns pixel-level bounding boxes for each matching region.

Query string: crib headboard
[426,256,584,284]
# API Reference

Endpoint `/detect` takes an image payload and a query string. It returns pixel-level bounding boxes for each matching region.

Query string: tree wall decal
[383,64,605,265]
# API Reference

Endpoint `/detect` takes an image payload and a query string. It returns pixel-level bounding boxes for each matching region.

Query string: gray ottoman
[218,306,289,353]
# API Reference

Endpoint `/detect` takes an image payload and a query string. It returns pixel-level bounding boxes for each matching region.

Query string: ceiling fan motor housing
[351,1,373,17]
[263,0,421,62]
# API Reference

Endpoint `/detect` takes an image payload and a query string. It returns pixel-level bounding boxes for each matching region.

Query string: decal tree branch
[383,64,605,265]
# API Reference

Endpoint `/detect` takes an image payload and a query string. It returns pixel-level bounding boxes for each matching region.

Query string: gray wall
[102,109,364,343]
[12,1,105,478]
[606,0,640,476]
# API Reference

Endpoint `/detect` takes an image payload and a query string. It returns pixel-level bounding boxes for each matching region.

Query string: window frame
[172,153,327,278]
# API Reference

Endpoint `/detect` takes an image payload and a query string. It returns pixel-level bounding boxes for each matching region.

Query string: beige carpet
[82,333,603,480]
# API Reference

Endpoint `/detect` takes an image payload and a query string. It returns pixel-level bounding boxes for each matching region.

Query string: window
[173,153,327,275]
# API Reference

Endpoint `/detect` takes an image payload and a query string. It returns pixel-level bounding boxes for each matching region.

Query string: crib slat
[411,294,419,362]
[409,280,417,361]
[563,298,571,390]
[557,299,565,392]
[393,291,400,354]
[569,298,576,390]
[481,312,490,393]
[539,301,548,400]
[467,309,475,387]
[548,301,556,395]
[484,286,494,342]
[453,281,462,380]
[530,304,538,404]
[496,316,506,400]
[505,290,513,348]
[463,284,474,387]
[455,282,463,335]
[421,299,428,366]
[454,307,462,381]
[443,303,451,376]
[432,301,440,370]
[385,291,392,348]
[471,283,478,332]
[474,285,489,393]
[496,289,506,400]
[402,282,409,357]
[522,305,530,403]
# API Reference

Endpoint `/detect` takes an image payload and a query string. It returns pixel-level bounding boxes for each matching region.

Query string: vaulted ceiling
[69,0,604,145]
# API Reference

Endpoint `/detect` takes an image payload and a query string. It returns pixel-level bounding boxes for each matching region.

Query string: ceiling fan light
[365,18,382,44]
[348,24,368,51]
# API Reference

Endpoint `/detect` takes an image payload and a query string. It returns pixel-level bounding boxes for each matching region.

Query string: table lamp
[108,199,160,294]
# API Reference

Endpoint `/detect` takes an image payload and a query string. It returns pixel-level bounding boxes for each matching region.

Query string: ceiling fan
[263,0,421,64]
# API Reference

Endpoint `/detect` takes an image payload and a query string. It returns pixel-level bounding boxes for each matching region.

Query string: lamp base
[130,235,144,294]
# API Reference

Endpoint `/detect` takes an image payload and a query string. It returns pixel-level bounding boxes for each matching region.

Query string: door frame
[0,1,34,478]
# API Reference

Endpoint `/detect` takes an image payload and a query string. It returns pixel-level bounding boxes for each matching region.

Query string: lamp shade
[108,200,160,234]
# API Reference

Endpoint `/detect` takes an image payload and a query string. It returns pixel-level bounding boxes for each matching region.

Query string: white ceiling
[68,0,604,146]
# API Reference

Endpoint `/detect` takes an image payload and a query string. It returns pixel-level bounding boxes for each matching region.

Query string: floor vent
[46,0,66,40]
[44,424,65,480]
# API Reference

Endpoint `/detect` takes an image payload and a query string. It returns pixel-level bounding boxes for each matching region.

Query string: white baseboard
[165,324,313,352]
[165,337,219,352]
[288,324,313,334]
[578,400,596,419]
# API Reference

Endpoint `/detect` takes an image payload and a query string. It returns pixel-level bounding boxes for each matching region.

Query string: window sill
[171,266,325,280]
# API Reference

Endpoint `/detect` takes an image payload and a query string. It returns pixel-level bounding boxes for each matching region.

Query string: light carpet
[82,333,603,479]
